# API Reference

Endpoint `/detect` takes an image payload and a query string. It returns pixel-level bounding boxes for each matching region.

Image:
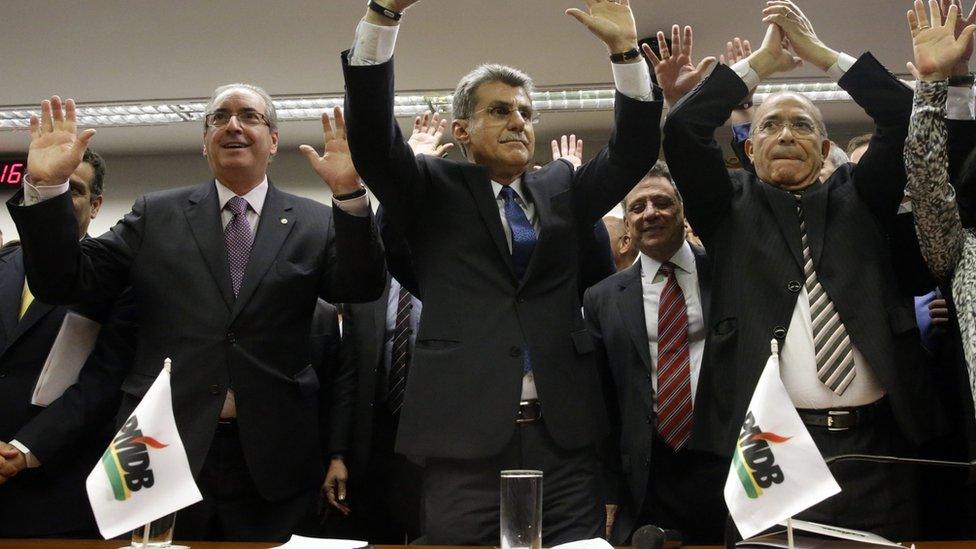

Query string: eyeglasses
[205,111,271,128]
[472,104,541,125]
[756,118,818,136]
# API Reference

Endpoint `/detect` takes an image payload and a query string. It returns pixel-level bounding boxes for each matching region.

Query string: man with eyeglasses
[340,0,661,544]
[6,82,386,541]
[661,2,949,540]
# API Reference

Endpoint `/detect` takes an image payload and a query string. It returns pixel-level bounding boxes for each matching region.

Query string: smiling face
[452,81,535,183]
[745,93,830,191]
[202,87,278,189]
[624,176,686,262]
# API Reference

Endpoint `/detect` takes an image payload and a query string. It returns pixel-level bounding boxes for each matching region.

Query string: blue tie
[499,186,537,375]
[499,186,537,281]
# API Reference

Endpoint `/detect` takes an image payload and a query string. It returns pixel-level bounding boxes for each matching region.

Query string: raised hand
[939,0,976,74]
[642,25,716,106]
[364,0,421,26]
[27,96,96,185]
[746,24,803,81]
[551,134,584,170]
[721,37,756,107]
[565,0,639,55]
[907,0,976,81]
[761,0,838,71]
[299,108,362,195]
[407,111,454,157]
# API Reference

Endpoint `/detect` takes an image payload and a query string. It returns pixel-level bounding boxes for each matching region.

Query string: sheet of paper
[782,518,907,547]
[31,311,101,406]
[551,538,614,549]
[270,535,368,549]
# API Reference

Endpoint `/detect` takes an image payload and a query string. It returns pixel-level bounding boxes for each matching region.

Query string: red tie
[656,262,693,450]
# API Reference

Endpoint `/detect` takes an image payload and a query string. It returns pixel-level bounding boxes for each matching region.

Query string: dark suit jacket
[8,181,385,501]
[309,299,351,458]
[0,247,132,537]
[342,52,662,459]
[662,54,945,457]
[583,245,718,541]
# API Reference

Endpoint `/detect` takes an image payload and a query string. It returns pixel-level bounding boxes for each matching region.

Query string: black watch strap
[948,73,975,87]
[334,186,367,201]
[367,0,402,21]
[610,48,640,64]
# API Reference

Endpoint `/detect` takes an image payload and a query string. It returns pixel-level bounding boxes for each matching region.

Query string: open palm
[27,96,94,184]
[300,108,361,194]
[909,0,976,79]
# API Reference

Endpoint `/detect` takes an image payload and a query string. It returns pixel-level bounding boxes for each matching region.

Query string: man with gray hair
[341,0,661,544]
[7,80,386,541]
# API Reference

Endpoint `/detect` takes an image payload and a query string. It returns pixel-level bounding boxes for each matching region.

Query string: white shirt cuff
[947,84,975,120]
[611,61,653,102]
[24,179,70,206]
[348,19,399,66]
[332,193,370,217]
[731,59,760,92]
[826,52,856,80]
[9,439,40,468]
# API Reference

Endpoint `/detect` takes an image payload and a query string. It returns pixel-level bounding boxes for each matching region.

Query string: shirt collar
[639,240,695,278]
[214,177,269,215]
[490,176,525,202]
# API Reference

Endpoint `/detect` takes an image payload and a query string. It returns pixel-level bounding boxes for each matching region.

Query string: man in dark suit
[662,5,944,540]
[584,162,726,545]
[7,85,385,541]
[340,0,661,544]
[0,150,134,537]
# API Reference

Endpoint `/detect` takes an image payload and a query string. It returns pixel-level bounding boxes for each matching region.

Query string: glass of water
[130,512,176,548]
[500,469,542,549]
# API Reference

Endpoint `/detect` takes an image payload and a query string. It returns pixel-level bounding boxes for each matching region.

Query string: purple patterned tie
[224,196,253,296]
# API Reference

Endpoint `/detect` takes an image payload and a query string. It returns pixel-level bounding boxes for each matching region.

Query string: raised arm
[905,0,975,282]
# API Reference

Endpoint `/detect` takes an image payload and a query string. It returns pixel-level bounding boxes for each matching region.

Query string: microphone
[633,524,683,549]
[632,524,666,549]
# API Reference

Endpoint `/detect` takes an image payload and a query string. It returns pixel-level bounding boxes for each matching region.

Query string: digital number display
[0,159,26,187]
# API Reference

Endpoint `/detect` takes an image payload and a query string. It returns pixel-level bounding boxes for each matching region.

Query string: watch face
[0,159,26,187]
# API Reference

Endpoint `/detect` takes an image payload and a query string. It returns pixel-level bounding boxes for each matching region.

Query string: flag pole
[786,517,795,549]
[141,522,151,547]
[164,357,171,374]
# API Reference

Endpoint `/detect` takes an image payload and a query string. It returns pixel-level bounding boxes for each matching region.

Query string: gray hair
[826,142,849,168]
[452,64,534,120]
[204,83,278,131]
[749,91,828,139]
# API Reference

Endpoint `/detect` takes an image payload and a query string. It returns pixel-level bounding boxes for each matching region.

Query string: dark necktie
[656,262,693,450]
[224,196,254,297]
[499,186,537,375]
[388,285,413,414]
[796,197,856,394]
[499,186,537,281]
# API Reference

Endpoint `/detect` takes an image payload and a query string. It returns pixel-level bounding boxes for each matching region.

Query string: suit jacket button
[509,346,522,358]
[644,456,652,467]
[646,414,653,424]
[226,332,236,343]
[0,371,6,378]
[210,384,220,395]
[787,280,802,293]
[773,326,787,339]
[517,296,526,303]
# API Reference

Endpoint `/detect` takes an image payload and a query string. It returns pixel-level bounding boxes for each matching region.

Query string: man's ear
[821,139,831,159]
[744,138,755,162]
[90,195,103,219]
[269,130,279,156]
[452,120,470,148]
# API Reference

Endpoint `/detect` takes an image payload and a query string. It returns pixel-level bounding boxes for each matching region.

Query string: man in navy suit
[341,0,662,543]
[7,85,385,541]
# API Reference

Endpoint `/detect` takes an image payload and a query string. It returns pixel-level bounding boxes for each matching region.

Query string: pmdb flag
[86,362,202,539]
[723,341,841,539]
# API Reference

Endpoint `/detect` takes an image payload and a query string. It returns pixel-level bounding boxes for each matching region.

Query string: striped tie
[387,285,413,413]
[796,197,856,395]
[656,262,694,450]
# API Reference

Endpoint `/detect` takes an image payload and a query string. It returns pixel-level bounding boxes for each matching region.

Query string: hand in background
[300,108,363,195]
[322,457,351,515]
[551,134,584,170]
[407,111,454,157]
[642,25,716,107]
[907,0,976,80]
[566,0,639,56]
[939,0,976,74]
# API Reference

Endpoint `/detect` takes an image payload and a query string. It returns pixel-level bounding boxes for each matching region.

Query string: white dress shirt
[639,242,705,411]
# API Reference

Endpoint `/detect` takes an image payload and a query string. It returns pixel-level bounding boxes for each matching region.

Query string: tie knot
[659,262,675,277]
[498,186,518,203]
[226,195,249,216]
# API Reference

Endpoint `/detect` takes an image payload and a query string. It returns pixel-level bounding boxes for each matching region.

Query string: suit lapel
[760,182,804,270]
[460,164,517,281]
[801,182,829,269]
[615,262,651,370]
[0,251,23,346]
[8,299,56,347]
[184,182,235,310]
[692,244,711,324]
[230,183,295,321]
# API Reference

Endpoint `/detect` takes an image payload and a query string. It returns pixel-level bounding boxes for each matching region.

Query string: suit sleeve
[571,92,664,224]
[583,287,623,505]
[577,220,616,298]
[14,289,137,468]
[7,190,140,306]
[327,303,356,459]
[309,301,354,458]
[663,64,748,242]
[840,53,915,227]
[320,206,386,304]
[378,205,420,297]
